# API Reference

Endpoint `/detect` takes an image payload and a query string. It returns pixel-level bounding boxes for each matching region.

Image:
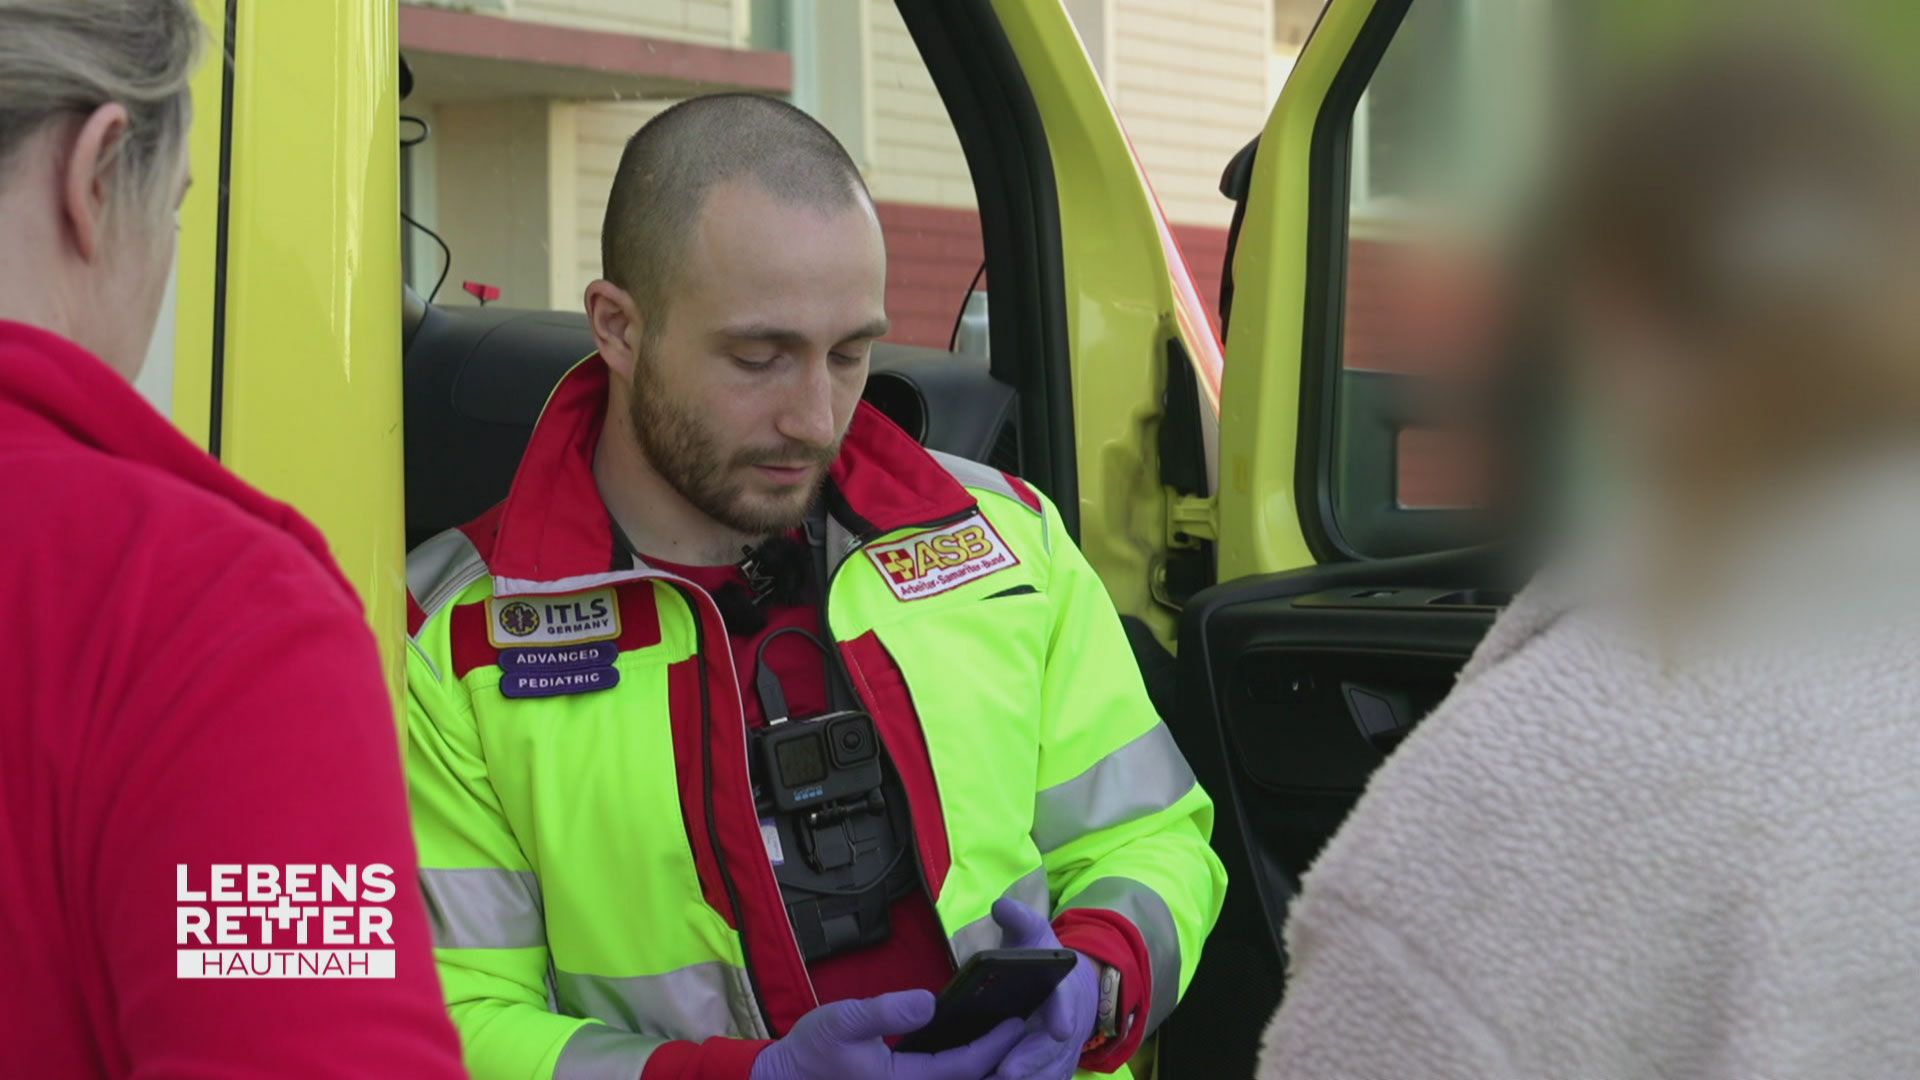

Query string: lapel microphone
[717,534,811,636]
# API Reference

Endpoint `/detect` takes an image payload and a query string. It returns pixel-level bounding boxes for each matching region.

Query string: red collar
[473,356,977,589]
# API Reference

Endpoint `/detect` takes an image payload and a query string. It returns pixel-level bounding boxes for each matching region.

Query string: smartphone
[895,947,1079,1054]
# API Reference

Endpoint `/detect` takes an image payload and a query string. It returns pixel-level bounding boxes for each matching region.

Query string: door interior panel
[1332,369,1496,557]
[401,300,1022,550]
[1156,544,1523,1077]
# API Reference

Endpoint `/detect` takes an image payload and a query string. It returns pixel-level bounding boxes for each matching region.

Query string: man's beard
[628,343,840,538]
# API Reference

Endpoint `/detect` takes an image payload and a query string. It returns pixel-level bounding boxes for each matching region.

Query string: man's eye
[830,351,867,367]
[733,354,776,371]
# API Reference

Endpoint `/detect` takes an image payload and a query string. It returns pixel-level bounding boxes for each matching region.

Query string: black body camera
[734,511,918,965]
[749,709,914,965]
[755,709,883,813]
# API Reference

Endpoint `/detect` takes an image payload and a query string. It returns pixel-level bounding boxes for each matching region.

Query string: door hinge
[1167,493,1217,547]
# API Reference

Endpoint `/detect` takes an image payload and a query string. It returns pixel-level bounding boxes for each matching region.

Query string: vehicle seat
[403,303,595,551]
[402,302,1023,552]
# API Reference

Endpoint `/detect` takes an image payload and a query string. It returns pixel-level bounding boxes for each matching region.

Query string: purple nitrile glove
[750,989,1026,1080]
[985,899,1100,1080]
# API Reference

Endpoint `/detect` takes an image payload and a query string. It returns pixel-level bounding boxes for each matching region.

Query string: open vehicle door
[165,1,410,692]
[1160,0,1551,1072]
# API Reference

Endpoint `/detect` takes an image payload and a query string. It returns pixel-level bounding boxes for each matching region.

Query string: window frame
[1298,0,1509,561]
[1345,0,1487,223]
[1299,0,1472,562]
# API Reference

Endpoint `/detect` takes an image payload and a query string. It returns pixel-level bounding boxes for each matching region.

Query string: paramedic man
[402,95,1226,1080]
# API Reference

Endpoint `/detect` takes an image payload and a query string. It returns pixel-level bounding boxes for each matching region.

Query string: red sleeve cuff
[1054,910,1152,1072]
[638,1036,774,1080]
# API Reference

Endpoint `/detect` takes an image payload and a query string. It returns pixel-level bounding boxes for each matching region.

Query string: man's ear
[62,104,133,263]
[585,279,643,380]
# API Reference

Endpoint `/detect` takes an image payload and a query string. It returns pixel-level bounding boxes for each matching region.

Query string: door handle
[1341,681,1417,752]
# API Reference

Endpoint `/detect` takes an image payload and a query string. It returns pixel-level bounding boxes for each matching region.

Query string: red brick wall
[1170,224,1230,340]
[1346,235,1495,509]
[1343,237,1394,372]
[875,202,985,349]
[1342,235,1496,377]
[875,202,1236,349]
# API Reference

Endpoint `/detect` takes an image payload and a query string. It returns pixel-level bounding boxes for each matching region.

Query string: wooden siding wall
[1109,0,1271,229]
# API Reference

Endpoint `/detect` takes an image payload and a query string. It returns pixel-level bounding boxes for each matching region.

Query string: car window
[1320,0,1553,556]
[395,0,983,352]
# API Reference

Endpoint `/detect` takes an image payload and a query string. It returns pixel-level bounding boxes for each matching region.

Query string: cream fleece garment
[1259,453,1920,1080]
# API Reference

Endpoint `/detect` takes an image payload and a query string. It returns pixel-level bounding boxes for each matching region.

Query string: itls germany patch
[487,589,621,648]
[487,589,623,699]
[866,515,1019,601]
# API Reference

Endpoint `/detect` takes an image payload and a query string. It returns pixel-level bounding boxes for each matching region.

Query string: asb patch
[499,666,620,700]
[487,589,621,648]
[866,515,1019,601]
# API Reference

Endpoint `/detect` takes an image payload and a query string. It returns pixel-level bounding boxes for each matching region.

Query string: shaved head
[600,93,872,339]
[586,94,886,563]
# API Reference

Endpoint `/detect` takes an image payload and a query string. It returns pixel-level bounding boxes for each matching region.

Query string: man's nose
[776,357,838,449]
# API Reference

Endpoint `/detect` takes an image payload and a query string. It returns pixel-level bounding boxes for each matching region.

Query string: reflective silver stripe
[553,1023,665,1080]
[494,568,655,598]
[419,868,545,950]
[1060,877,1182,1034]
[407,528,488,625]
[1031,723,1198,854]
[948,866,1051,964]
[553,962,767,1041]
[927,449,1041,516]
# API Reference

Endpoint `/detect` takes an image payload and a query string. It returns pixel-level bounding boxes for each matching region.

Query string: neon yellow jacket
[404,359,1225,1079]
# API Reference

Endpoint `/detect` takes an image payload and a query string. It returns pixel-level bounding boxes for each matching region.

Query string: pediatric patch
[499,666,620,700]
[865,515,1019,601]
[497,641,620,674]
[487,589,621,647]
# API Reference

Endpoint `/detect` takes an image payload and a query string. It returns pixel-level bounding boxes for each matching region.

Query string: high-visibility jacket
[404,358,1226,1080]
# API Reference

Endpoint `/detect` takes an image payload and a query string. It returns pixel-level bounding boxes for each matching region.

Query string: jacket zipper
[670,579,786,1039]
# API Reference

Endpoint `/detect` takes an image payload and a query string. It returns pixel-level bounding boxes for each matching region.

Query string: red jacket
[0,321,465,1078]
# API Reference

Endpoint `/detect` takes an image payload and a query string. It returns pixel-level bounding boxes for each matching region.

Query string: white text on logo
[176,864,398,979]
[865,516,1020,601]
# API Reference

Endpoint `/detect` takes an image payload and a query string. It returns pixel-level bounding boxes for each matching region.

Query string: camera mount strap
[747,496,858,725]
[746,498,916,965]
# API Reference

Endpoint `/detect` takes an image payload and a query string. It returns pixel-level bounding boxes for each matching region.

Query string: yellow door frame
[991,0,1226,648]
[173,0,408,706]
[1215,0,1383,583]
[171,0,225,448]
